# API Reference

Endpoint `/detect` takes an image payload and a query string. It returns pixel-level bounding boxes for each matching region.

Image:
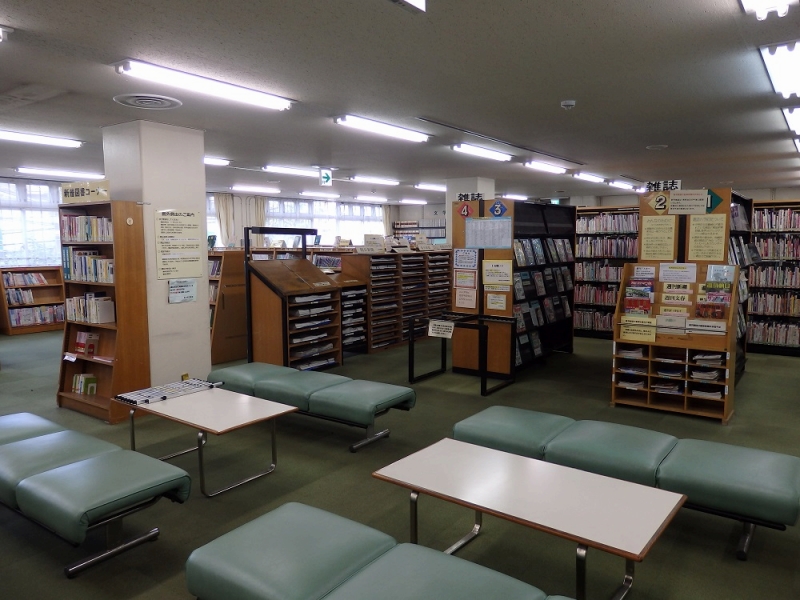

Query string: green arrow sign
[320,169,332,186]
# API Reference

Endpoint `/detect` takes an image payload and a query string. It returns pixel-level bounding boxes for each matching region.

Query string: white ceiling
[0,0,799,203]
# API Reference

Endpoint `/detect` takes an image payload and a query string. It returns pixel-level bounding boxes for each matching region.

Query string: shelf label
[63,352,77,362]
[428,320,455,339]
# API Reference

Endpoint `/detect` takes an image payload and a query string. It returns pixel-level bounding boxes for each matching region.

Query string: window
[206,195,221,247]
[0,179,62,267]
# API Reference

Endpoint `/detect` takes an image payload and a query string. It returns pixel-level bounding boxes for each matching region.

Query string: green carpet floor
[1,331,799,599]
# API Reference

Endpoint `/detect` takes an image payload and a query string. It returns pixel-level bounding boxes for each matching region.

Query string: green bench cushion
[453,407,574,460]
[657,439,800,525]
[308,380,416,427]
[253,372,352,411]
[0,413,64,446]
[0,431,120,508]
[186,502,397,600]
[208,363,298,395]
[16,450,191,544]
[544,421,678,487]
[323,543,548,600]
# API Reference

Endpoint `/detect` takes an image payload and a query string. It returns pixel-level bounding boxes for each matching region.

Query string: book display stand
[244,227,342,370]
[56,200,150,424]
[208,249,247,364]
[0,266,65,335]
[611,189,740,423]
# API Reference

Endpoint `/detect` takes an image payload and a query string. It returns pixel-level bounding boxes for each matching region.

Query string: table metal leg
[198,419,278,497]
[444,511,482,555]
[128,407,196,460]
[576,544,588,600]
[610,559,635,600]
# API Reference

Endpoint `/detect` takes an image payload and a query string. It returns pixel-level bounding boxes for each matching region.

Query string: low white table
[373,438,685,600]
[121,387,297,497]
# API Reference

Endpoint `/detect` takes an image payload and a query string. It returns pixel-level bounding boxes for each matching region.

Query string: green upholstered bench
[453,406,800,560]
[208,363,416,451]
[0,412,191,577]
[186,502,570,600]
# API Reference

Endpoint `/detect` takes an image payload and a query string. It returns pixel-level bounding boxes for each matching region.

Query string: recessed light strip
[574,172,605,183]
[334,115,429,143]
[783,107,800,134]
[17,167,104,180]
[0,130,82,148]
[350,175,399,186]
[415,183,446,192]
[231,185,280,194]
[400,198,427,205]
[609,181,635,190]
[452,143,512,162]
[502,194,528,201]
[264,165,319,178]
[114,59,292,111]
[0,26,14,42]
[355,195,388,202]
[300,191,340,199]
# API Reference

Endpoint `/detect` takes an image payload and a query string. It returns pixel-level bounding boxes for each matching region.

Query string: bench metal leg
[198,419,278,497]
[64,525,160,578]
[349,424,390,452]
[576,545,635,600]
[736,522,756,561]
[410,491,419,544]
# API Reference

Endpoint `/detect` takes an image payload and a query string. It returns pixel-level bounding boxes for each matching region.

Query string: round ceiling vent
[113,94,182,110]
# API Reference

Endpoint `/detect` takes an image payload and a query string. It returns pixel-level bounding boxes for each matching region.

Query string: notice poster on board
[688,214,726,261]
[155,210,204,280]
[481,260,513,285]
[455,288,477,309]
[640,215,677,261]
[465,217,512,249]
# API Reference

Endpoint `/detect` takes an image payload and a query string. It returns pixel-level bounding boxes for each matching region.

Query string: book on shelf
[529,300,544,326]
[532,271,546,296]
[554,268,565,292]
[2,271,49,286]
[542,297,557,323]
[560,266,574,290]
[529,330,543,357]
[513,273,525,300]
[513,240,527,267]
[73,331,100,356]
[542,268,558,295]
[531,239,547,265]
[545,238,559,263]
[72,373,98,395]
[560,295,572,318]
[624,297,652,315]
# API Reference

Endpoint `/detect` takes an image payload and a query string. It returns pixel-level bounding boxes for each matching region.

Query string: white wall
[397,203,447,221]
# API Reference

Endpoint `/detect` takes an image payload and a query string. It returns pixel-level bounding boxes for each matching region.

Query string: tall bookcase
[573,206,639,339]
[450,200,576,377]
[57,201,150,424]
[747,199,800,355]
[208,249,247,364]
[0,266,65,335]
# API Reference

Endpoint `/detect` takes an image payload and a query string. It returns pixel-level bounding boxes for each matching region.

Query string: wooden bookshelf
[248,259,342,370]
[747,199,800,356]
[0,266,65,335]
[56,201,150,424]
[329,273,368,354]
[209,249,247,364]
[573,206,639,339]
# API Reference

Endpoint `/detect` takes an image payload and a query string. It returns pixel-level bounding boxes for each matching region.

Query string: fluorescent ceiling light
[574,172,605,183]
[114,59,292,111]
[300,191,340,199]
[609,181,635,190]
[350,175,399,186]
[452,143,512,162]
[784,107,800,134]
[795,138,800,152]
[355,195,388,202]
[0,26,14,42]
[636,187,648,194]
[204,156,230,166]
[524,160,567,174]
[760,42,800,99]
[741,1,797,19]
[231,185,280,194]
[400,198,427,205]
[334,115,429,143]
[264,165,319,178]
[415,183,446,192]
[17,167,104,180]
[503,194,528,201]
[0,129,82,148]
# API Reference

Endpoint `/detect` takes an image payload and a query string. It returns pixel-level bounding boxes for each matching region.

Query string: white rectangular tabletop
[373,438,685,561]
[127,388,297,435]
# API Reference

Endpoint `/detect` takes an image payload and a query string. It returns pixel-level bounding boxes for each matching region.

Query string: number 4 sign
[459,204,473,218]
